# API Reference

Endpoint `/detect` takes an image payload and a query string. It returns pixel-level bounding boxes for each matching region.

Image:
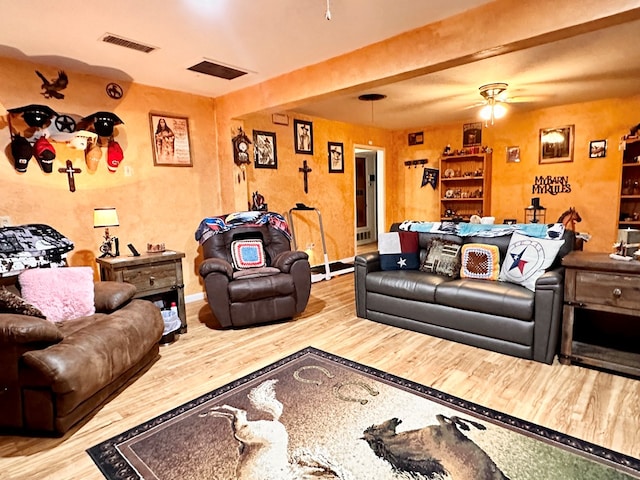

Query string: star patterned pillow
[378,231,419,271]
[498,232,564,291]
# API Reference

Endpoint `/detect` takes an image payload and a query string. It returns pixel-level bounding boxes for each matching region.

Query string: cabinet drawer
[123,263,177,292]
[575,271,640,309]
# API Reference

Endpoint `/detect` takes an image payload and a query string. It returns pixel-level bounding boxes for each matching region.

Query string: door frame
[354,144,385,250]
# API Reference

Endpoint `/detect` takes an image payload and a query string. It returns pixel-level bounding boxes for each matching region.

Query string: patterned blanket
[0,224,74,277]
[194,211,291,245]
[399,220,565,239]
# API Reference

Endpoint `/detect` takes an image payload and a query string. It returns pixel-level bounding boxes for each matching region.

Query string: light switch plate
[0,216,11,227]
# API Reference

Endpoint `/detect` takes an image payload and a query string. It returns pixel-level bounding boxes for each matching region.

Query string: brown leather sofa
[199,222,311,328]
[0,281,164,436]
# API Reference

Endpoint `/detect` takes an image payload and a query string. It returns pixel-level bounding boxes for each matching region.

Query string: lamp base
[98,237,119,258]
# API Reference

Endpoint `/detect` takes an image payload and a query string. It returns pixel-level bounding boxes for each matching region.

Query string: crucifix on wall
[299,160,312,194]
[58,159,81,192]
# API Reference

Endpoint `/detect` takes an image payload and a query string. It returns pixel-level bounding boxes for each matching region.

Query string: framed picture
[253,130,277,169]
[589,139,607,158]
[506,145,520,163]
[294,119,313,154]
[539,125,574,164]
[463,122,482,147]
[149,113,192,166]
[328,142,344,173]
[408,131,424,146]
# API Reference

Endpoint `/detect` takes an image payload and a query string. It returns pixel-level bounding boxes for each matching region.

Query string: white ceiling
[1,1,639,130]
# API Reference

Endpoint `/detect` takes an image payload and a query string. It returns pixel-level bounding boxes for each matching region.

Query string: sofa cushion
[19,267,96,322]
[498,232,565,291]
[460,244,500,281]
[0,286,45,318]
[366,270,448,303]
[435,278,535,321]
[420,239,462,278]
[379,231,419,270]
[94,281,137,312]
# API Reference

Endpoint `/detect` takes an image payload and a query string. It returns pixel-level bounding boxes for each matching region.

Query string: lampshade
[93,208,119,228]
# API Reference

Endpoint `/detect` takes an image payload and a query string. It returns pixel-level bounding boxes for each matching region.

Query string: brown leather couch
[0,281,164,436]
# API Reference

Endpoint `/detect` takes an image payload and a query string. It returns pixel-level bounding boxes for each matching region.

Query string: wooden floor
[1,272,639,479]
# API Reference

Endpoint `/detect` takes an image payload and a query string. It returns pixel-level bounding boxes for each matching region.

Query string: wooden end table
[96,250,187,333]
[560,251,640,377]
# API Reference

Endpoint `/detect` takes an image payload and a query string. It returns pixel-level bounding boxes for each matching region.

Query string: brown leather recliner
[199,223,311,328]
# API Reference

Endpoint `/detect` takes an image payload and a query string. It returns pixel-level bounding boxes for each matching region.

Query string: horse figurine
[557,207,581,232]
[557,207,583,250]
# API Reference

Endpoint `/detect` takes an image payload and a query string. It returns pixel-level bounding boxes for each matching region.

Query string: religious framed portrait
[294,119,313,154]
[328,141,344,173]
[253,130,278,169]
[539,125,574,164]
[149,113,192,166]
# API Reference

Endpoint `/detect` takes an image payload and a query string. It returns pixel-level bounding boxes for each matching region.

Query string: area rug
[88,347,640,480]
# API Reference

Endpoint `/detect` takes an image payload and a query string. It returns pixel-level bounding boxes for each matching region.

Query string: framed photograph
[408,131,424,146]
[589,139,607,158]
[328,142,344,173]
[539,125,574,164]
[463,122,482,147]
[253,130,277,169]
[149,113,192,166]
[506,145,520,163]
[294,119,313,154]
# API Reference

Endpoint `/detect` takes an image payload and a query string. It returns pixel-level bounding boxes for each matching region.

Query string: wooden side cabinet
[560,251,640,377]
[96,251,187,333]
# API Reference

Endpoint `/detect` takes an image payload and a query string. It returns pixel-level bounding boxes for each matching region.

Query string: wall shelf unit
[439,152,492,221]
[619,138,640,228]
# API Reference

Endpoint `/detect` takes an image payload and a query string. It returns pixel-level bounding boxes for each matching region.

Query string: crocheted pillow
[460,243,500,281]
[231,239,266,269]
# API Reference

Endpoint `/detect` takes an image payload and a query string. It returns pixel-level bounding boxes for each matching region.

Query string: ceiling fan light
[493,103,507,119]
[479,105,492,120]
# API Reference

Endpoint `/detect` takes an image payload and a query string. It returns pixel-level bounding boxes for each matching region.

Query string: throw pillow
[0,286,46,318]
[498,232,565,291]
[19,267,96,322]
[420,239,462,278]
[231,239,266,269]
[460,244,500,281]
[378,231,419,271]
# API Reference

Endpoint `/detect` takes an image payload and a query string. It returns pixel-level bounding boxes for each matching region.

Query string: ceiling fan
[478,82,509,126]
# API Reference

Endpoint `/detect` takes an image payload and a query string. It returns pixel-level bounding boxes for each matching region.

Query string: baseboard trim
[185,292,205,303]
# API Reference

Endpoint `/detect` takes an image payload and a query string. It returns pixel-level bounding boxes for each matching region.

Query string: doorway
[354,146,384,248]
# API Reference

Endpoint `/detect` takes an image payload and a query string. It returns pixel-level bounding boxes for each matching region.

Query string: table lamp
[94,207,120,257]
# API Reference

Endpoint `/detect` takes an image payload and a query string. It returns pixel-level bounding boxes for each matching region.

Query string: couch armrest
[272,250,309,273]
[354,252,381,318]
[199,258,233,279]
[532,266,565,364]
[0,314,63,346]
[94,281,137,312]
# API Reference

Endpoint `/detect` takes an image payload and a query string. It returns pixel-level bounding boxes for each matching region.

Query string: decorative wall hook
[404,159,428,168]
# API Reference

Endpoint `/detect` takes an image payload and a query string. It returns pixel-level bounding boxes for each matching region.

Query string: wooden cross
[299,160,312,194]
[58,159,82,192]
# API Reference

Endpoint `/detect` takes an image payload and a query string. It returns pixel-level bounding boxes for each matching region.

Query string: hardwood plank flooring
[1,273,639,479]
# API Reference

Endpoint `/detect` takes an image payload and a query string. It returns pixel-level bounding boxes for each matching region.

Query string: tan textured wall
[243,113,392,264]
[392,95,640,252]
[0,57,220,296]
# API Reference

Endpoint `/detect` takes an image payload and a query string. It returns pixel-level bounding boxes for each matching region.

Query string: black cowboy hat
[8,104,58,128]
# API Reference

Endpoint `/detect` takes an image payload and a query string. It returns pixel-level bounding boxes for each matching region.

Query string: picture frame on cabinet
[589,139,607,158]
[149,113,192,166]
[539,125,574,164]
[294,119,313,154]
[328,142,344,173]
[253,130,278,169]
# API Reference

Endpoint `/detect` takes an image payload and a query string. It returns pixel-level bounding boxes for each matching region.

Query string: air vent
[187,60,247,80]
[101,33,157,53]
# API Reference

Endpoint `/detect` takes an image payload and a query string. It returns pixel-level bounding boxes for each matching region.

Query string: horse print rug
[88,347,640,479]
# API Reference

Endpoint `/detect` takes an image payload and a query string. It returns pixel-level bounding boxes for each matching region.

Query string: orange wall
[392,95,640,252]
[243,113,392,264]
[0,56,221,296]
